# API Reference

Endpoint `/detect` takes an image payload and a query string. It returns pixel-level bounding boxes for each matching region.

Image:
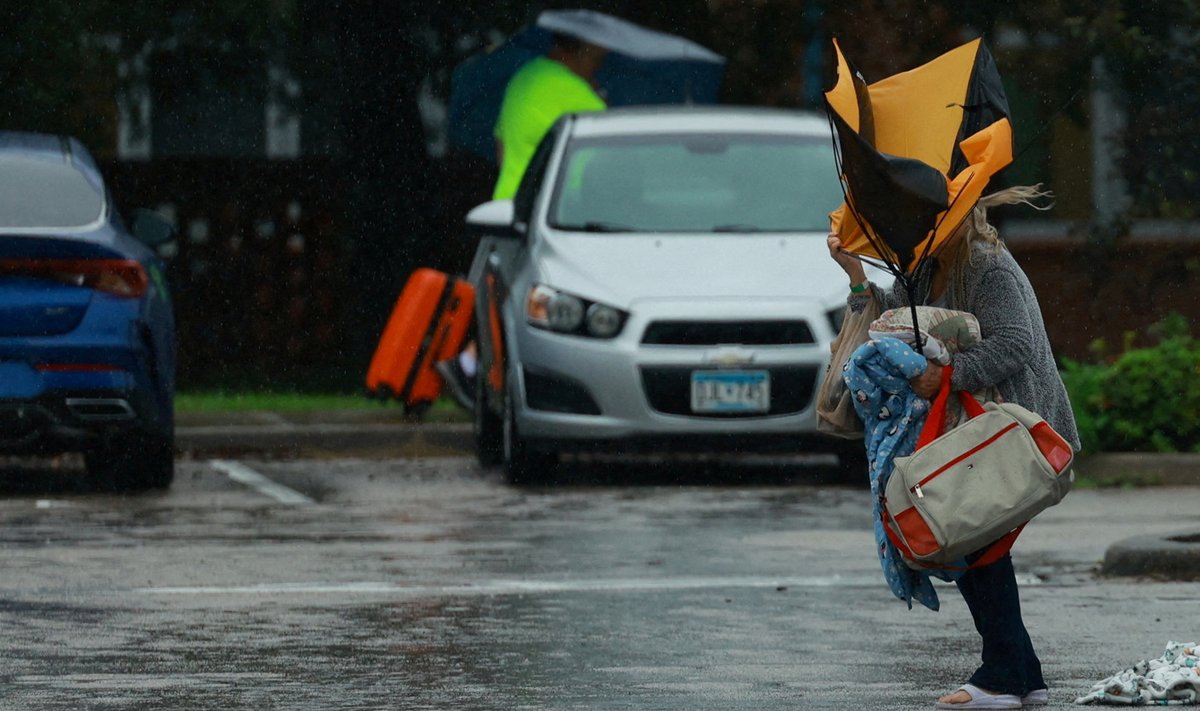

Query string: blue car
[0,132,177,489]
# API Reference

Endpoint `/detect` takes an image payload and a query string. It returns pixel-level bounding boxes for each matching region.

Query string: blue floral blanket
[843,336,962,611]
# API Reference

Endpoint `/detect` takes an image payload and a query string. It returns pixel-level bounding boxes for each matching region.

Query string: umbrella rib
[824,110,905,280]
[914,170,977,270]
[824,105,924,358]
[901,170,979,354]
[842,190,905,279]
[836,249,893,272]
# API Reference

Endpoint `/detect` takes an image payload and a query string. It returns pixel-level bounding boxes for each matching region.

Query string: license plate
[690,370,770,414]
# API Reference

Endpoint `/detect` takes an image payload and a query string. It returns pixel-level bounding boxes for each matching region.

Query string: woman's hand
[910,360,944,399]
[826,233,867,286]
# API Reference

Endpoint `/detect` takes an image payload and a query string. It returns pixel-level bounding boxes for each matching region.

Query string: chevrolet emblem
[704,349,755,366]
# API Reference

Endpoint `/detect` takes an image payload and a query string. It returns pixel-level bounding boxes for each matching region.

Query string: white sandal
[934,683,1022,709]
[1021,688,1048,706]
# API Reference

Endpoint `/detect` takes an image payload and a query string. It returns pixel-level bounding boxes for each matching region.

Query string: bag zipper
[910,421,1021,494]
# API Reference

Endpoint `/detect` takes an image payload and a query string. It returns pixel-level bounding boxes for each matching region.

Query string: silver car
[466,107,886,483]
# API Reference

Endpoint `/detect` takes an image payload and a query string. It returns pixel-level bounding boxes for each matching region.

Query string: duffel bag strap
[885,520,1027,572]
[915,365,956,449]
[956,390,987,418]
[916,366,990,450]
[966,524,1026,569]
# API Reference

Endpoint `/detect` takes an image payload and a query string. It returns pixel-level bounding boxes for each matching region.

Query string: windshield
[549,133,843,233]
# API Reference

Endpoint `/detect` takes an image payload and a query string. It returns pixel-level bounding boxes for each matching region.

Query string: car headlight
[586,303,622,338]
[526,284,627,338]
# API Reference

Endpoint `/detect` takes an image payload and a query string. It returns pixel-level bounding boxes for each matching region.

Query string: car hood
[532,230,872,307]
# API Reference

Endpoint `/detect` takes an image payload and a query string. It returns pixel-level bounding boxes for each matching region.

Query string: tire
[86,430,175,492]
[474,372,503,467]
[501,383,558,485]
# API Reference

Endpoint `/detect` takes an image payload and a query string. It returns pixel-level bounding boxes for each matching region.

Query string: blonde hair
[943,184,1053,306]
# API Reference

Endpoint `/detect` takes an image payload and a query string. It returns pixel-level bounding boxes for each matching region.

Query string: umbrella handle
[903,283,925,353]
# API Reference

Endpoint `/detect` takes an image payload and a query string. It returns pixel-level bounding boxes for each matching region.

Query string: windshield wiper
[553,221,635,233]
[711,224,763,233]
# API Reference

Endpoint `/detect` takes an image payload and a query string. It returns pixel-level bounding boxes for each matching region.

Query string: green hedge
[1061,314,1200,453]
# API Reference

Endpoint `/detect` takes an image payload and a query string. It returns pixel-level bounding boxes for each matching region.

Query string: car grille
[641,320,815,346]
[639,365,820,418]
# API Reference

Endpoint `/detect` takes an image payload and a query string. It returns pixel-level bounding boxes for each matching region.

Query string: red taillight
[0,259,148,298]
[34,363,121,372]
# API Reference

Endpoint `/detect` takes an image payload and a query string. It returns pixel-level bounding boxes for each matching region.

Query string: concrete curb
[1101,531,1200,581]
[176,422,473,459]
[1075,453,1200,487]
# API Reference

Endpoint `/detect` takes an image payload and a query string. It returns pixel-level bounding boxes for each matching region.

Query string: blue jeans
[955,551,1045,696]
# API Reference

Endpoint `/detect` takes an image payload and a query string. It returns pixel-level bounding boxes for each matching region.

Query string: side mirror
[130,209,177,248]
[465,200,523,238]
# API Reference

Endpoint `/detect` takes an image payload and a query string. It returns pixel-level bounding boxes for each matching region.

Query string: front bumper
[511,296,843,452]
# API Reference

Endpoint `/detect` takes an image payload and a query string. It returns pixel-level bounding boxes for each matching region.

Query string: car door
[474,124,563,415]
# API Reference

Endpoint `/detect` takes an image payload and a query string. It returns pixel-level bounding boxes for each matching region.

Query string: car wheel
[501,382,557,485]
[474,371,503,467]
[86,430,175,492]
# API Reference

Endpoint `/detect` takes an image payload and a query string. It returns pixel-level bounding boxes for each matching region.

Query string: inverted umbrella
[449,9,726,161]
[825,37,1013,345]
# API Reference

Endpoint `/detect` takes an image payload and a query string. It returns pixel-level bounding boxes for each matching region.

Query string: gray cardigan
[850,245,1081,451]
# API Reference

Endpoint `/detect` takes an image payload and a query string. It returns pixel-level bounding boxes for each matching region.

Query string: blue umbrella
[448,9,727,161]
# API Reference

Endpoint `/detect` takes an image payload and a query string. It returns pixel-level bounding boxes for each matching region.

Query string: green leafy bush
[1060,357,1109,453]
[1061,314,1200,453]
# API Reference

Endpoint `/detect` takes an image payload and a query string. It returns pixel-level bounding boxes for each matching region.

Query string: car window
[513,127,560,226]
[549,133,843,233]
[0,154,105,229]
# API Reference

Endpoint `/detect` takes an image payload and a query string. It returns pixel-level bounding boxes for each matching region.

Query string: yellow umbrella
[826,37,1014,275]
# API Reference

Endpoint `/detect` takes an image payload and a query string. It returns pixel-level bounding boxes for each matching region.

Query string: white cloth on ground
[1075,641,1200,705]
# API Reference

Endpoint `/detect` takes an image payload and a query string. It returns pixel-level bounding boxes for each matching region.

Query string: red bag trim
[1030,421,1073,474]
[881,505,917,561]
[893,506,939,556]
[884,505,1024,572]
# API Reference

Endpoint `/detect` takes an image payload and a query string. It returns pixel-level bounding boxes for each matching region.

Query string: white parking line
[139,574,1040,598]
[140,576,876,597]
[208,459,314,506]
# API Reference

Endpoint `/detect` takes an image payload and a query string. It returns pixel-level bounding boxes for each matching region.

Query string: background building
[1,0,1193,390]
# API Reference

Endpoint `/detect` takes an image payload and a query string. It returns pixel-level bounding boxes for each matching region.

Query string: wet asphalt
[0,455,1195,710]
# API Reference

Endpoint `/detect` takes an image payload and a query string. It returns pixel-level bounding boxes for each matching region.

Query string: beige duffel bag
[882,368,1075,570]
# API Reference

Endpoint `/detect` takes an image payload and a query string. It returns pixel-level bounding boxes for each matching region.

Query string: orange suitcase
[366,268,474,413]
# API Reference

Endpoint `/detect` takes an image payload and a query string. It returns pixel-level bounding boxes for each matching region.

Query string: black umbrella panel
[825,37,1015,349]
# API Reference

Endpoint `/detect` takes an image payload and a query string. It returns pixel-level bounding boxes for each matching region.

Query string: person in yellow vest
[438,33,608,411]
[492,34,608,199]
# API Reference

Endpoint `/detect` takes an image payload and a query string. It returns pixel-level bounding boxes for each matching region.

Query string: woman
[827,186,1081,709]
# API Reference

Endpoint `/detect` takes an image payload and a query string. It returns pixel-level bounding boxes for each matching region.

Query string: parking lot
[0,454,1194,709]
